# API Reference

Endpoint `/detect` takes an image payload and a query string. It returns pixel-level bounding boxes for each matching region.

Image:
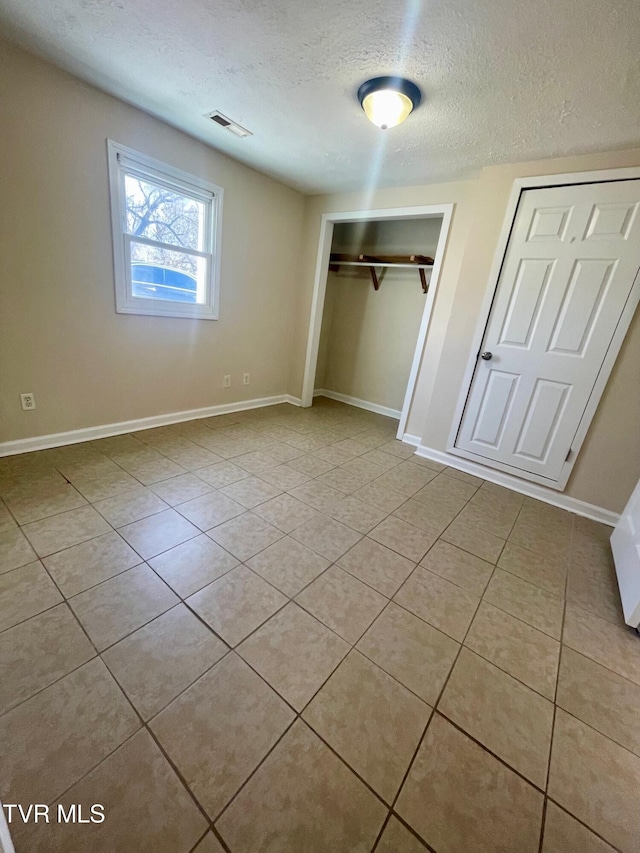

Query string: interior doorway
[301,205,454,439]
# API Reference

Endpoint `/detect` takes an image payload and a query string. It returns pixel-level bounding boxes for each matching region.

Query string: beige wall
[0,42,304,442]
[295,151,640,513]
[316,218,442,411]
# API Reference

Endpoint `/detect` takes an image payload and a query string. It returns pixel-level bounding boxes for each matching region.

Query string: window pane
[130,242,208,304]
[124,174,206,251]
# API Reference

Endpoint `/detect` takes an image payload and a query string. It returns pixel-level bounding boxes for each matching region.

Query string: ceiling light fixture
[357,76,422,130]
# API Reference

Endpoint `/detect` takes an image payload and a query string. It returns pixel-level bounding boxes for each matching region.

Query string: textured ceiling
[1,0,639,193]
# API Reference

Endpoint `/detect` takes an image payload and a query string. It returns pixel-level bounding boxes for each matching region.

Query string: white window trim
[107,139,223,320]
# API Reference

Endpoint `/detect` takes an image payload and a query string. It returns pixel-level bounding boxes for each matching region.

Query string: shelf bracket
[369,266,380,291]
[419,268,428,294]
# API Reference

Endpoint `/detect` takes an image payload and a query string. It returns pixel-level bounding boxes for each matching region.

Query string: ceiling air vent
[205,111,252,138]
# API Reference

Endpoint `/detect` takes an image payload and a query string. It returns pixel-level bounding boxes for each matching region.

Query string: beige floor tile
[557,646,640,757]
[410,483,469,519]
[220,475,282,508]
[373,464,436,497]
[15,729,207,853]
[338,537,415,597]
[290,514,362,561]
[341,456,388,481]
[119,457,187,485]
[0,561,63,632]
[296,566,387,643]
[43,531,141,597]
[70,469,141,502]
[0,603,95,715]
[215,720,386,852]
[421,472,480,500]
[0,527,37,574]
[509,515,573,556]
[484,569,564,639]
[328,494,387,534]
[288,479,344,513]
[312,445,358,466]
[396,713,543,853]
[456,499,519,539]
[369,515,436,562]
[287,454,336,477]
[357,602,459,706]
[566,562,621,624]
[70,564,179,650]
[237,603,349,710]
[315,467,371,495]
[563,604,640,686]
[208,511,284,561]
[393,497,456,537]
[5,483,88,525]
[376,816,428,852]
[151,653,294,818]
[259,463,312,489]
[420,540,494,596]
[394,567,479,642]
[118,508,200,559]
[440,516,506,562]
[359,448,403,471]
[193,832,226,853]
[473,479,525,508]
[159,444,223,472]
[542,801,617,853]
[0,499,17,533]
[93,487,169,527]
[174,489,245,530]
[246,536,329,596]
[548,709,640,853]
[304,650,431,801]
[351,480,408,513]
[262,442,305,463]
[442,465,484,483]
[148,472,213,505]
[498,540,568,595]
[103,604,227,720]
[148,533,238,598]
[378,440,416,459]
[187,565,287,646]
[439,648,554,787]
[0,658,139,806]
[22,505,111,557]
[195,460,250,488]
[252,492,318,533]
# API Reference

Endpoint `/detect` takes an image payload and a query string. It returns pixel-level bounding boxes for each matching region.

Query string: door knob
[481,351,493,360]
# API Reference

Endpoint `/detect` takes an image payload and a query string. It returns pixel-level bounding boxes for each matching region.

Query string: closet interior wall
[315,217,443,414]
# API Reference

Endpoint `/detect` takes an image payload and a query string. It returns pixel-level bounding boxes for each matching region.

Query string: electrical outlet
[223,375,231,389]
[20,393,36,411]
[243,373,250,386]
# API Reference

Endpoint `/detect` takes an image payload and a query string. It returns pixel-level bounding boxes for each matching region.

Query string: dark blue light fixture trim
[357,76,422,111]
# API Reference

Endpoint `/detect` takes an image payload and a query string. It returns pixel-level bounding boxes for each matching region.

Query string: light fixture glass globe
[357,78,420,129]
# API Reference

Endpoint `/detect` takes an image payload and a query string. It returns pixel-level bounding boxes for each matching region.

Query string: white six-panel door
[455,180,640,483]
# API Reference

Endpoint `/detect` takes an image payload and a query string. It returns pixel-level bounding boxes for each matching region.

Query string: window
[107,140,222,319]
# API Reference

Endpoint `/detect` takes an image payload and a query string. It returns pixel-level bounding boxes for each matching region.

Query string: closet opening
[301,205,454,440]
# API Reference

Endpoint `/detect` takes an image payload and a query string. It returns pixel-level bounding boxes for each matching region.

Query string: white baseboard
[0,394,303,457]
[401,434,421,447]
[413,443,620,527]
[314,389,401,420]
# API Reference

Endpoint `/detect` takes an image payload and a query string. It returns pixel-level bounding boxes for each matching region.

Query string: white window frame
[107,139,223,320]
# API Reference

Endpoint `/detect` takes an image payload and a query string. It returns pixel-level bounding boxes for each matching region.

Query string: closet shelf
[329,253,434,293]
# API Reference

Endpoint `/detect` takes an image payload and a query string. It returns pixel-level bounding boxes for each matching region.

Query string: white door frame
[447,166,640,491]
[301,203,455,439]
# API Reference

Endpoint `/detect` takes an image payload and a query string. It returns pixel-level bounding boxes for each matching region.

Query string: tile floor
[0,398,638,852]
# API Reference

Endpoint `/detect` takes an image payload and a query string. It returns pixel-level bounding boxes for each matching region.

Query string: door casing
[301,204,454,439]
[447,167,640,491]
